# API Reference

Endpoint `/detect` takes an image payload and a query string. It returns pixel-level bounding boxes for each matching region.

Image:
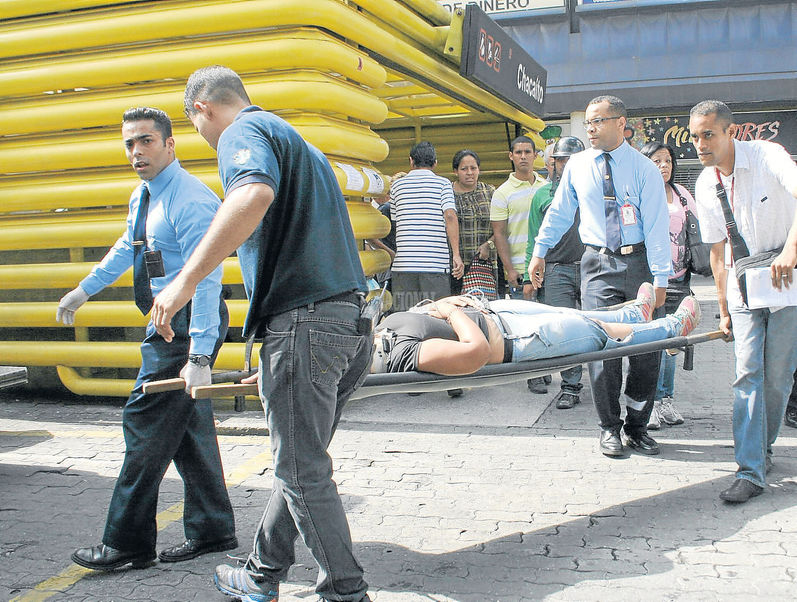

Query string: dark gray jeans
[391,271,451,312]
[581,248,662,434]
[247,296,373,601]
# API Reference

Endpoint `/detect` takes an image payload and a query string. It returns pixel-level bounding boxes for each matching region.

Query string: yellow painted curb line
[11,447,272,601]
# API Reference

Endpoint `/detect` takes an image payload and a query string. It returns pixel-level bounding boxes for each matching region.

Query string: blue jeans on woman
[488,299,681,363]
[728,301,797,487]
[654,276,691,401]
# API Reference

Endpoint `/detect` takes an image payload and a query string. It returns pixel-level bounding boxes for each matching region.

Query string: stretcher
[190,330,728,402]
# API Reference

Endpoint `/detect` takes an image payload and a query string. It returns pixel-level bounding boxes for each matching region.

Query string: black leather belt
[586,243,646,256]
[311,290,364,309]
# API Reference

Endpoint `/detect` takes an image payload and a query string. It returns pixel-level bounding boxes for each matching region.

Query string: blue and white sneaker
[214,564,279,602]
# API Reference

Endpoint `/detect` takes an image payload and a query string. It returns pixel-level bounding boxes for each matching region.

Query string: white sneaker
[648,401,662,430]
[659,397,684,425]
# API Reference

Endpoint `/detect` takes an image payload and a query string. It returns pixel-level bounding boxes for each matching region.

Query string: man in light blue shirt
[529,95,670,458]
[56,107,236,570]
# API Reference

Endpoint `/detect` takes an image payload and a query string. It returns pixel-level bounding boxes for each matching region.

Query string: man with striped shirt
[390,141,464,311]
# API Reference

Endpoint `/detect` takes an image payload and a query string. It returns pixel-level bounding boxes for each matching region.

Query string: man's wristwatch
[486,239,495,250]
[188,354,212,367]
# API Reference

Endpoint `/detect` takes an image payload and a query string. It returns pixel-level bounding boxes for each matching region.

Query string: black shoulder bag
[714,172,782,305]
[675,186,712,277]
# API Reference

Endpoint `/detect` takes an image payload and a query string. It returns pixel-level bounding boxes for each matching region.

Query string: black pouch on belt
[143,249,165,278]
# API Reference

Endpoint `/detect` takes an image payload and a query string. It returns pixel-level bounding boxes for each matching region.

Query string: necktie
[132,185,153,314]
[602,153,622,252]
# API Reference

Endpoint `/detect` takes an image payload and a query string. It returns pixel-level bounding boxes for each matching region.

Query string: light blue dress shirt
[533,142,672,288]
[80,159,224,355]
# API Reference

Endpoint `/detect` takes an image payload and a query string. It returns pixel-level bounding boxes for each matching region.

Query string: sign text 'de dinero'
[459,4,547,116]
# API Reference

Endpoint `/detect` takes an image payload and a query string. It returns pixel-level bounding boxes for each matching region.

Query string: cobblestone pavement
[2,281,797,601]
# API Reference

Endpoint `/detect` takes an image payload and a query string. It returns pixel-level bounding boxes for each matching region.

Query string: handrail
[0,209,390,251]
[0,162,390,213]
[0,31,386,101]
[0,71,388,137]
[0,117,390,174]
[2,341,258,369]
[56,365,135,397]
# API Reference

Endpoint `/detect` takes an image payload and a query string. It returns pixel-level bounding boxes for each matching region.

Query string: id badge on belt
[621,202,637,226]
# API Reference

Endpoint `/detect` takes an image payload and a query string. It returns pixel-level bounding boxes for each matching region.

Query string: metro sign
[478,28,501,72]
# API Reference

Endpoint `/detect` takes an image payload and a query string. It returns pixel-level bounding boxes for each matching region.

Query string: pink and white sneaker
[673,296,701,336]
[635,282,656,322]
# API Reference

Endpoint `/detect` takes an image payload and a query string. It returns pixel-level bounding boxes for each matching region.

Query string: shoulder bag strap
[713,170,750,261]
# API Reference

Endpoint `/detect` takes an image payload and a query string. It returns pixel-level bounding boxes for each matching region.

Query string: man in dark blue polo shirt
[152,66,371,602]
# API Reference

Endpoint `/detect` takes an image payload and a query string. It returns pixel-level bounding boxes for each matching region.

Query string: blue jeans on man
[246,294,373,601]
[728,302,797,487]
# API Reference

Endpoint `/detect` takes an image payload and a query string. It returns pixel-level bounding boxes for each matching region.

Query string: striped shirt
[390,169,456,273]
[490,172,546,274]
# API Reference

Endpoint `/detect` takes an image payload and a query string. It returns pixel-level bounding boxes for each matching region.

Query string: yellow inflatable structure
[0,0,545,396]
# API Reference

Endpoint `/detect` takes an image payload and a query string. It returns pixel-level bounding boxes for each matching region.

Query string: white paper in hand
[746,267,797,310]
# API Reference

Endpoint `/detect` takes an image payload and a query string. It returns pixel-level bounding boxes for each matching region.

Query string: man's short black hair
[410,141,437,168]
[122,107,172,141]
[509,135,535,152]
[690,100,734,129]
[588,95,627,119]
[184,65,252,117]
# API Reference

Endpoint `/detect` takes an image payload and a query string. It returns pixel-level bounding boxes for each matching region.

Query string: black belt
[488,312,514,363]
[310,290,364,309]
[325,290,363,302]
[586,243,646,256]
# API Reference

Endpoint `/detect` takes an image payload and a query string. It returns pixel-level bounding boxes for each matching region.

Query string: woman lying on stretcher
[371,283,700,375]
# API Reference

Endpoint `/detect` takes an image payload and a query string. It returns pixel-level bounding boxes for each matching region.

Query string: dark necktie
[132,185,153,314]
[602,152,622,252]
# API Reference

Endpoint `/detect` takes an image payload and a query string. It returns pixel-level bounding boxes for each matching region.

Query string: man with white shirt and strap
[56,107,236,570]
[689,99,797,503]
[528,95,670,458]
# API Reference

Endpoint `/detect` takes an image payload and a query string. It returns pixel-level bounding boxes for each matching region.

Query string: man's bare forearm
[710,241,729,318]
[444,210,461,257]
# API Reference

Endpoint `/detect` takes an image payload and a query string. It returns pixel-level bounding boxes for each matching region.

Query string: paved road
[2,282,797,601]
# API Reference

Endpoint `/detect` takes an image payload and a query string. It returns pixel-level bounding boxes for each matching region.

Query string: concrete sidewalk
[2,287,797,600]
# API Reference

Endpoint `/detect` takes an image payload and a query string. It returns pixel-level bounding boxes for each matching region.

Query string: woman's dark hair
[640,141,677,185]
[452,149,480,171]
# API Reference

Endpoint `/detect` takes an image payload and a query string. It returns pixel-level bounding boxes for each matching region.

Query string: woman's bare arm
[416,303,491,375]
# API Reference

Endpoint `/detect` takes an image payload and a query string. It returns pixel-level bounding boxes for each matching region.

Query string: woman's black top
[376,309,490,373]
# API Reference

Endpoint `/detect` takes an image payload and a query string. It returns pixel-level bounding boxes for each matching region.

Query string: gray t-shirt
[376,309,490,373]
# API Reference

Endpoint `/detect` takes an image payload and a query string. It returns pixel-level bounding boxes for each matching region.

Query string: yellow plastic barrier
[0,162,390,213]
[0,0,545,396]
[0,207,390,251]
[0,118,389,174]
[0,72,388,137]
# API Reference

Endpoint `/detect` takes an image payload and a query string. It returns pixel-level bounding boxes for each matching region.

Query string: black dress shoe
[71,544,156,571]
[719,479,764,503]
[622,430,660,455]
[599,429,623,457]
[159,536,238,563]
[784,406,797,429]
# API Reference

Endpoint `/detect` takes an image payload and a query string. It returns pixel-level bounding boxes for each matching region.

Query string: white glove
[180,361,211,395]
[56,286,90,325]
